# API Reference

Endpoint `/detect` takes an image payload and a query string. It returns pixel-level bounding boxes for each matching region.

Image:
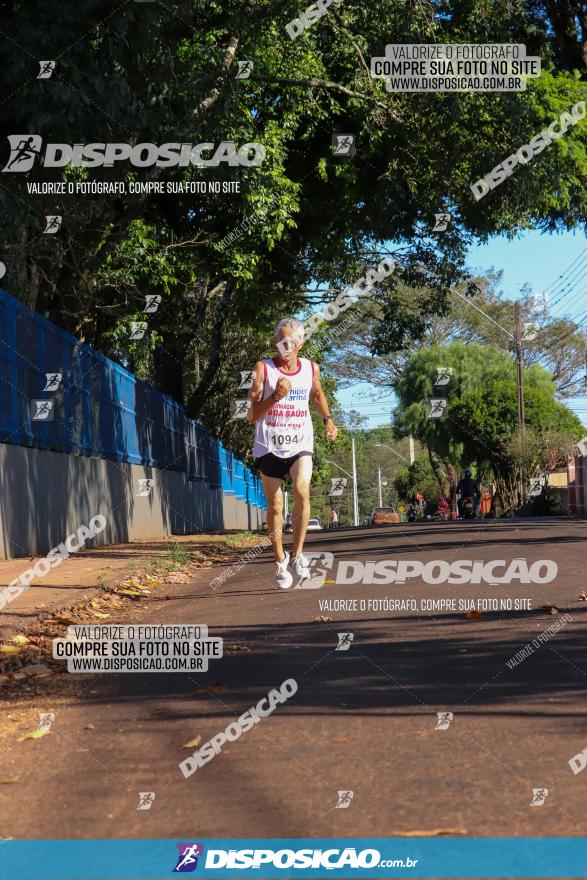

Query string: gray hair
[274,317,305,340]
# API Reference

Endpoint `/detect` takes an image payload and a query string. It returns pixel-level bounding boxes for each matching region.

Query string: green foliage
[392,342,583,505]
[308,426,413,524]
[393,341,553,459]
[1,0,586,461]
[394,456,441,510]
[166,541,191,567]
[448,380,583,506]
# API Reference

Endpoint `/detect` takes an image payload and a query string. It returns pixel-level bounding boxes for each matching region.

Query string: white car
[307,517,322,531]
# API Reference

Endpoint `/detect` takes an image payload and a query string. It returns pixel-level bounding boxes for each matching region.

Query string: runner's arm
[246,362,271,422]
[310,363,338,441]
[246,361,290,422]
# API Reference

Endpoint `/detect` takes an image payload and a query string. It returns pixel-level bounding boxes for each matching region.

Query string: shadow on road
[18,606,587,727]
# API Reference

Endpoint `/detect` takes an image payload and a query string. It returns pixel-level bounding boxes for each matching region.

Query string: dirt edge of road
[0,530,268,695]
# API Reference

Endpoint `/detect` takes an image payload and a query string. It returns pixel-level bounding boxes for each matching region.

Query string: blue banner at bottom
[1,838,586,879]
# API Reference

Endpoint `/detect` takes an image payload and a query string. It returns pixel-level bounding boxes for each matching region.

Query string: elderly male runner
[247,318,338,588]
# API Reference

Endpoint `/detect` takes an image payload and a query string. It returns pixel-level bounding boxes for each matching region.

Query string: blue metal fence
[0,288,266,511]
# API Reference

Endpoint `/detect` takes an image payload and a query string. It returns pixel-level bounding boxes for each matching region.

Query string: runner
[247,318,339,588]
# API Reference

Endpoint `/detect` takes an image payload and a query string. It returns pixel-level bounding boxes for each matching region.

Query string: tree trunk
[186,278,235,416]
[428,447,449,496]
[153,338,189,403]
[447,463,458,513]
[545,0,587,75]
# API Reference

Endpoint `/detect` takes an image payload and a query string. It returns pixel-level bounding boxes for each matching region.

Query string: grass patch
[224,531,267,550]
[166,541,191,567]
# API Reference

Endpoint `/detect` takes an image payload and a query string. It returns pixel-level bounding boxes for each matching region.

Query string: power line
[545,247,587,302]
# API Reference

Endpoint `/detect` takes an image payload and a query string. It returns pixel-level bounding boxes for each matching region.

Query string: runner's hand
[273,377,292,401]
[326,421,338,441]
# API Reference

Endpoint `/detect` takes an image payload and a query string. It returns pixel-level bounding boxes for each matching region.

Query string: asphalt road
[2,519,587,841]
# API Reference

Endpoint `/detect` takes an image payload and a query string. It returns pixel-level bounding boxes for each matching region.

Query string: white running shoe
[288,553,311,584]
[275,552,293,589]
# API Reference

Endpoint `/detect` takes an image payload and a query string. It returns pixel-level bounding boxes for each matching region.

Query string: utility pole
[351,437,359,526]
[514,300,526,505]
[326,458,357,527]
[377,466,383,507]
[514,300,525,439]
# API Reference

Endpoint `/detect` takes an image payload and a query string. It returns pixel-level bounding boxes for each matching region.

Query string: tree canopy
[0,0,586,449]
[391,340,584,507]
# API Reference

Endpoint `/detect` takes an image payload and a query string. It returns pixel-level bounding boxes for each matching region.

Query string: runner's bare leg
[289,455,313,558]
[261,474,285,562]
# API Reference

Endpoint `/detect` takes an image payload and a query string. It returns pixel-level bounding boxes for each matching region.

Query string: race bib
[267,430,302,453]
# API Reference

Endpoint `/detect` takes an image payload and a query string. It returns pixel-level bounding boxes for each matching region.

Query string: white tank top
[253,357,315,459]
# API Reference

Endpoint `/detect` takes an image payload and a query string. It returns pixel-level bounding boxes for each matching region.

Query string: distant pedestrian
[407,505,416,523]
[331,508,339,529]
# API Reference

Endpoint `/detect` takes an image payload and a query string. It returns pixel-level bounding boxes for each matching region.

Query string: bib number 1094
[270,433,300,449]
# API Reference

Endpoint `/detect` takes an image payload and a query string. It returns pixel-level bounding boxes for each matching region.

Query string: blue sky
[337,228,587,428]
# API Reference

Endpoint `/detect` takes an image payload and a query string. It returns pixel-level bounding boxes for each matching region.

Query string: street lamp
[376,468,389,506]
[326,453,359,527]
[375,443,411,464]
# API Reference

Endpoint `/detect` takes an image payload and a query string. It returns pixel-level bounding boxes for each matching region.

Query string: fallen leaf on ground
[579,592,587,602]
[390,828,466,837]
[0,778,19,784]
[0,646,23,655]
[19,664,51,677]
[164,573,189,584]
[226,644,250,652]
[315,615,333,622]
[11,635,29,645]
[85,723,95,731]
[182,736,202,749]
[18,729,52,742]
[115,589,143,598]
[91,611,110,619]
[121,578,145,589]
[539,604,558,615]
[52,616,77,626]
[464,610,483,619]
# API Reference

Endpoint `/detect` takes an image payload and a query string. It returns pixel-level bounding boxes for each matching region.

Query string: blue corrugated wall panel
[0,288,265,513]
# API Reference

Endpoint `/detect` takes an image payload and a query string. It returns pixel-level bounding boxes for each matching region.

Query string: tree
[318,269,587,400]
[391,341,566,504]
[394,457,441,511]
[307,426,412,524]
[1,0,587,451]
[449,380,584,508]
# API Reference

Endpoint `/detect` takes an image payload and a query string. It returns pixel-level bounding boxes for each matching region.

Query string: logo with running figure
[173,843,204,872]
[295,551,334,589]
[2,135,43,172]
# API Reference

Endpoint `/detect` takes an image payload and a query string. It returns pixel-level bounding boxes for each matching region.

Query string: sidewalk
[0,532,263,637]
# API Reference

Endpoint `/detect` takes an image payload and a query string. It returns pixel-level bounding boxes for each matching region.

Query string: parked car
[371,507,400,526]
[307,517,322,531]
